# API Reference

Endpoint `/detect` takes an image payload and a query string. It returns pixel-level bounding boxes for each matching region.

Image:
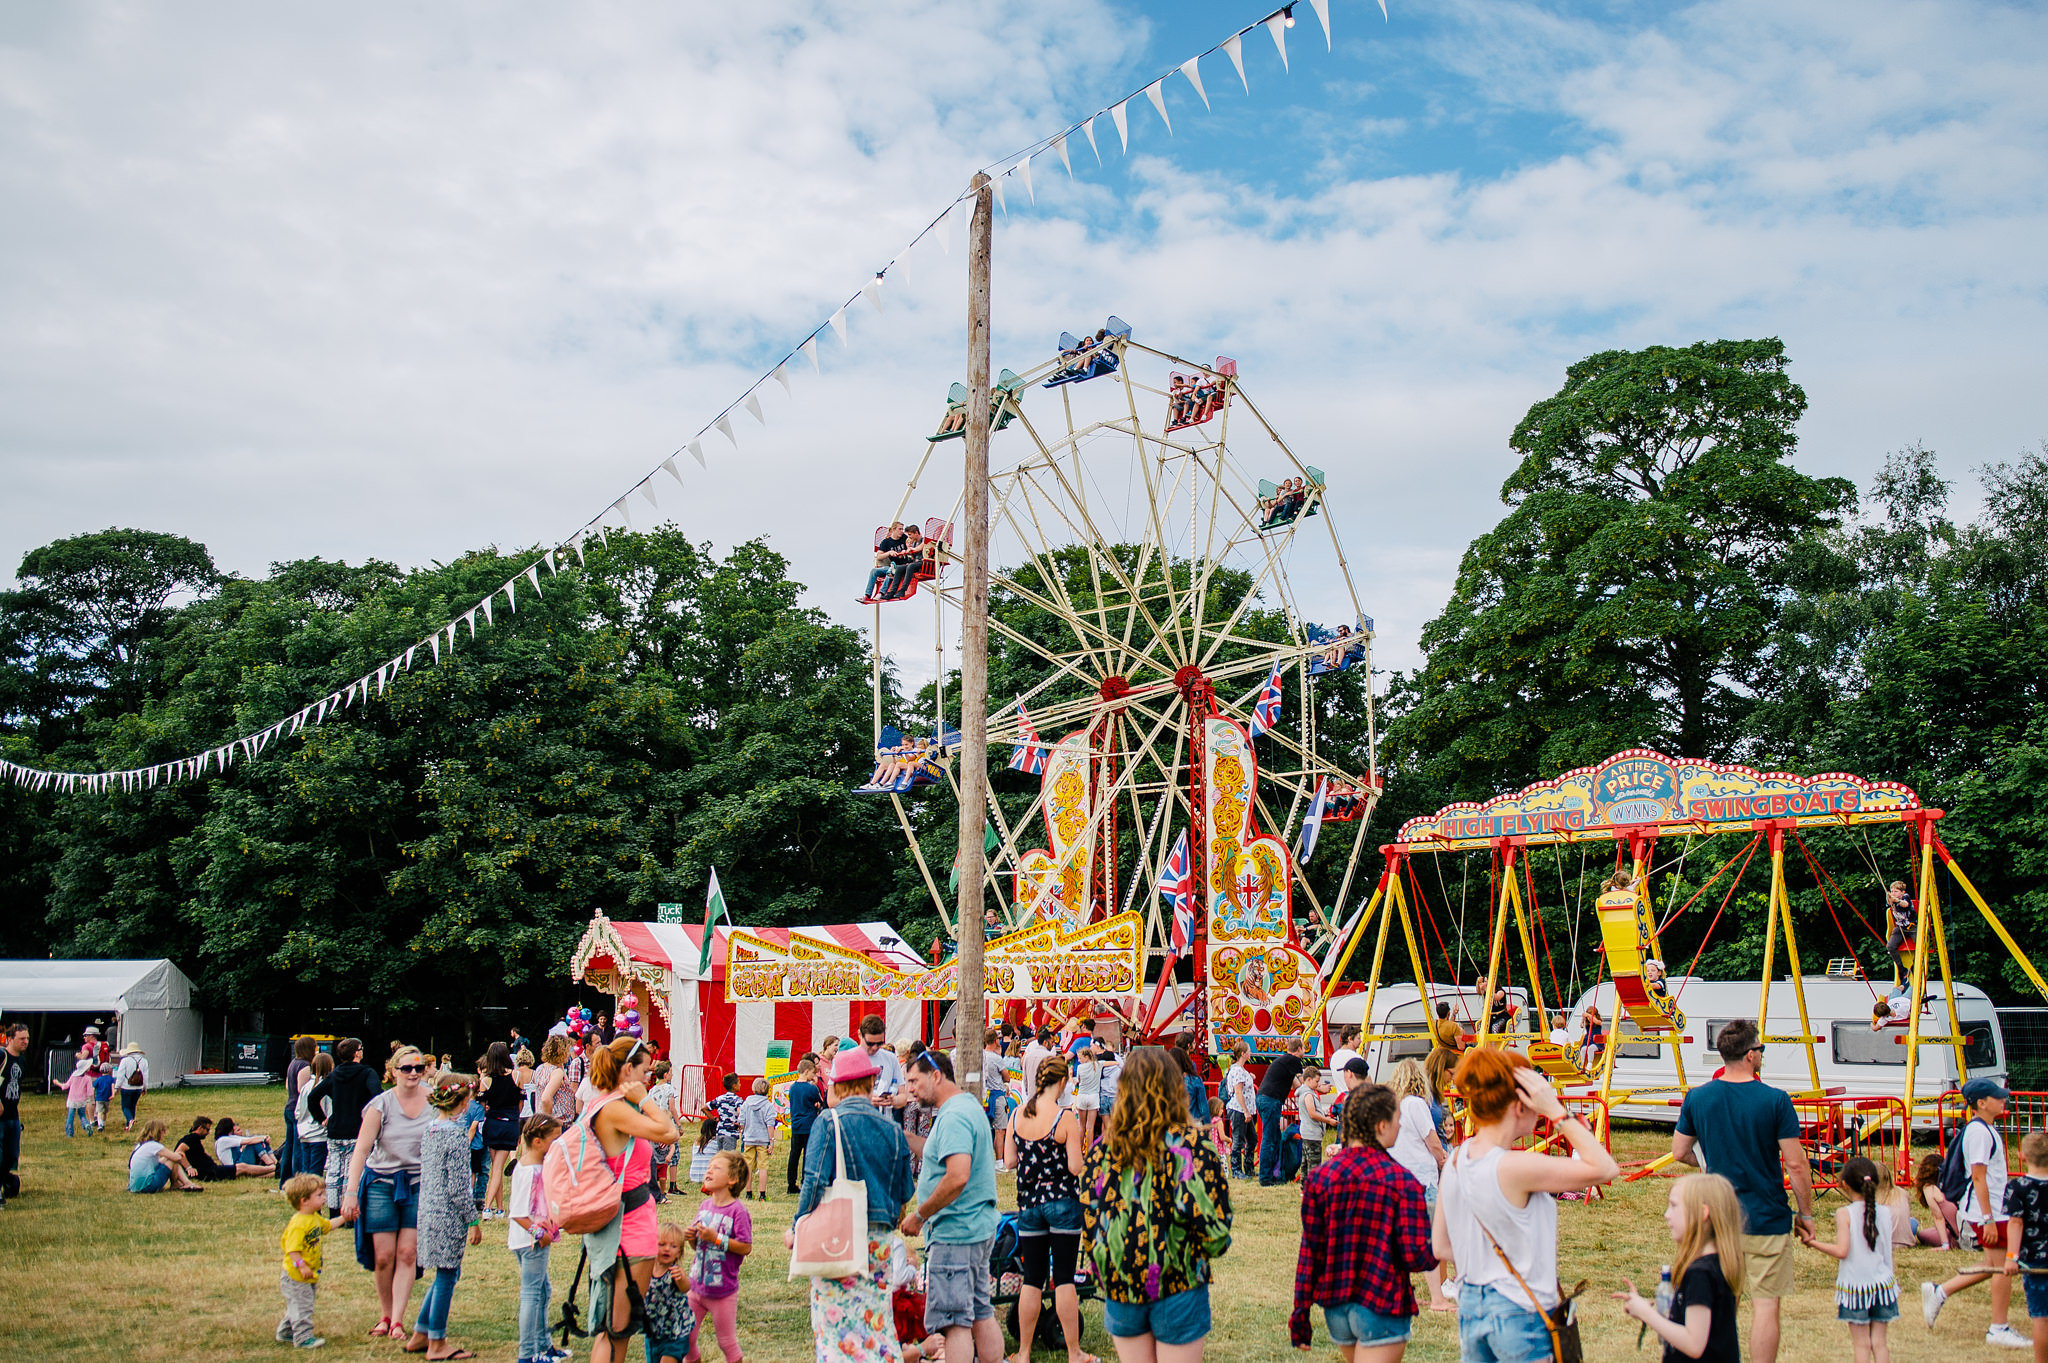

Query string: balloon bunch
[562,1004,595,1038]
[618,996,644,1039]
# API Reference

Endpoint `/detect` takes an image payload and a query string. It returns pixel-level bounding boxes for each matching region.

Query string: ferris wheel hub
[1097,675,1132,701]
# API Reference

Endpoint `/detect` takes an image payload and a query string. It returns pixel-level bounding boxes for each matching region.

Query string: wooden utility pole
[953,172,994,1091]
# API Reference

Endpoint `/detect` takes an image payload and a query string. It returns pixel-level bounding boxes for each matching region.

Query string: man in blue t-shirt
[899,1049,1000,1363]
[1673,1017,1814,1363]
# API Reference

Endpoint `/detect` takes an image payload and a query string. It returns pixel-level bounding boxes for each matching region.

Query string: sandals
[430,1352,478,1361]
[369,1319,394,1338]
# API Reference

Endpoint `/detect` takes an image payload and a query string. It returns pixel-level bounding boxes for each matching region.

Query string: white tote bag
[787,1110,869,1280]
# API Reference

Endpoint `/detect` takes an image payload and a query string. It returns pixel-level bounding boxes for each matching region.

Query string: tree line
[4,335,2043,1043]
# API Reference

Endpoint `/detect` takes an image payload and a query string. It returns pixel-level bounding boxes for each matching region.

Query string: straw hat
[119,1044,143,1056]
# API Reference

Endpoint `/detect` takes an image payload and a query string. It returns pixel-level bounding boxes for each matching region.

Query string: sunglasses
[397,1063,427,1074]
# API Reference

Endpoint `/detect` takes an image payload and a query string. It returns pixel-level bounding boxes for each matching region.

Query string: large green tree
[1389,339,1855,801]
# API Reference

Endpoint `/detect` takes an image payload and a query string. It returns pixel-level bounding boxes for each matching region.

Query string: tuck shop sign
[1594,756,1680,825]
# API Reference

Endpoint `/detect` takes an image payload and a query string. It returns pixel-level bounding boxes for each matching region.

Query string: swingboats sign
[1394,748,1921,851]
[724,911,1144,1003]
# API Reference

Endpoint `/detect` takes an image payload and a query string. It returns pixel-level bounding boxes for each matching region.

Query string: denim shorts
[1837,1296,1900,1324]
[1104,1285,1211,1346]
[130,1162,171,1194]
[1457,1281,1554,1363]
[1013,1197,1083,1236]
[924,1237,995,1330]
[361,1171,420,1233]
[1326,1301,1412,1347]
[2026,1275,2048,1320]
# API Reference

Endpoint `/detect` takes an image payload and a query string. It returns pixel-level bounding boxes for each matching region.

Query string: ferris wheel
[857,322,1381,1031]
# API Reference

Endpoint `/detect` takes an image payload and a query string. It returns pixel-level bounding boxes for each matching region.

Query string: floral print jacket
[1081,1124,1232,1303]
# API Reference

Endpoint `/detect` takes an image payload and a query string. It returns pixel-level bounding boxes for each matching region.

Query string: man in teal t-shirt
[899,1049,1000,1363]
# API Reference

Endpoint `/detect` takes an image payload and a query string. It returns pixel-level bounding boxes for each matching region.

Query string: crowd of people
[21,995,2032,1363]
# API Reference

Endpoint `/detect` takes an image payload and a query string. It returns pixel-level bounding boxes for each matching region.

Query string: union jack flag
[1160,830,1196,955]
[1249,660,1284,737]
[1007,700,1047,774]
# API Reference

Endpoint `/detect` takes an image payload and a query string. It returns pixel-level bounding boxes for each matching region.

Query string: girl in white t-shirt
[1387,1058,1453,1310]
[508,1115,565,1363]
[1068,1043,1102,1144]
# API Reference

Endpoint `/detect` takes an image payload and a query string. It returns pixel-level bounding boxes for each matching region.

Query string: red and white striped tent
[570,913,923,1113]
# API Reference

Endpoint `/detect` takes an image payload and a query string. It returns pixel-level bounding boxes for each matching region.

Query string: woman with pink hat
[788,1044,917,1361]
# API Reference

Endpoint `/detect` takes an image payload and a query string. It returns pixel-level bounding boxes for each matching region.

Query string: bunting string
[2,0,1377,797]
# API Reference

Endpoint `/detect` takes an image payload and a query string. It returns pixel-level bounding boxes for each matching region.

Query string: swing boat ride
[1323,749,2048,1172]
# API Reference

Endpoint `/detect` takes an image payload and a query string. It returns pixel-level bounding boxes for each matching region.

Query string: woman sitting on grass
[129,1118,202,1193]
[214,1116,279,1173]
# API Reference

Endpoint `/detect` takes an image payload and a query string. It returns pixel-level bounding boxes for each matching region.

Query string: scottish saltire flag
[1007,699,1048,774]
[1160,830,1195,955]
[1249,661,1284,737]
[1295,777,1331,865]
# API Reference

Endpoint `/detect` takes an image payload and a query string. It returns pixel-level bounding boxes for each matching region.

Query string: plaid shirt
[1290,1145,1437,1346]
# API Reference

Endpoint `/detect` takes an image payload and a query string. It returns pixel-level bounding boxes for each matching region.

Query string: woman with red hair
[1435,1048,1618,1362]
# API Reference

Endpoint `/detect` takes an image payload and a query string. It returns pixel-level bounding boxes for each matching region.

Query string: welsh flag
[698,867,732,976]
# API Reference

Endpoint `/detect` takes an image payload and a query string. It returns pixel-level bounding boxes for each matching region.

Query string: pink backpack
[543,1095,636,1234]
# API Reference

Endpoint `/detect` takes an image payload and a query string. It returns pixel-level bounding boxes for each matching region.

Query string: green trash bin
[227,1033,280,1074]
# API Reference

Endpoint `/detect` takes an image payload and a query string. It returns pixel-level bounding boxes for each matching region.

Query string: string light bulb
[1282,4,1297,26]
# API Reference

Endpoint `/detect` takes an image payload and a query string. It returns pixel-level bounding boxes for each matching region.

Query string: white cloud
[2,0,2042,717]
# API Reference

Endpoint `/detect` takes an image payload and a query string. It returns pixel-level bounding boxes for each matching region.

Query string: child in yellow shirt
[279,1172,348,1347]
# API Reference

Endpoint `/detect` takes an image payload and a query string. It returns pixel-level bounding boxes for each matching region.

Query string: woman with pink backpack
[545,1036,679,1363]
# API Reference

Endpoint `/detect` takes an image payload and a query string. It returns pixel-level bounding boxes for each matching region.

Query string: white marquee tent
[0,959,202,1087]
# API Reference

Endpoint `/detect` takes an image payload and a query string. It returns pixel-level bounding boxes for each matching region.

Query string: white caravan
[1325,976,2006,1125]
[1562,975,2006,1123]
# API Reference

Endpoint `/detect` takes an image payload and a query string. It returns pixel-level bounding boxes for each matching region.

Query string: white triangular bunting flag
[715,415,737,447]
[1145,80,1172,134]
[463,608,478,639]
[1267,14,1289,70]
[688,440,706,468]
[1310,0,1333,46]
[1110,100,1129,151]
[403,645,417,670]
[481,594,495,627]
[1180,57,1209,110]
[524,565,542,598]
[613,497,633,530]
[1083,114,1101,162]
[1224,33,1249,91]
[828,308,848,344]
[744,392,765,424]
[639,479,659,508]
[501,580,516,612]
[992,173,1008,213]
[1018,154,1033,202]
[1053,132,1073,178]
[429,635,440,665]
[571,532,587,566]
[772,364,791,397]
[865,274,884,312]
[799,337,819,372]
[661,456,684,489]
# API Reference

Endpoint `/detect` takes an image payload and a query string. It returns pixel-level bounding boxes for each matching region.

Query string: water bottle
[1640,1265,1672,1348]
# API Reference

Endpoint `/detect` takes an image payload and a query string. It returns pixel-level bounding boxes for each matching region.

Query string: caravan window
[1617,1020,1662,1060]
[1380,1001,1431,1064]
[1833,1022,1905,1067]
[1703,1021,1741,1056]
[1960,1019,1997,1070]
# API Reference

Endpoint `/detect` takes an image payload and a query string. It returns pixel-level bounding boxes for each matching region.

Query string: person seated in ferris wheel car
[860,521,910,602]
[1167,374,1194,427]
[866,525,926,603]
[1316,625,1355,672]
[931,387,969,441]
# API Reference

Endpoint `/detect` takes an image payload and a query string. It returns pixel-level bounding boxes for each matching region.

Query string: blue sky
[2,0,2043,686]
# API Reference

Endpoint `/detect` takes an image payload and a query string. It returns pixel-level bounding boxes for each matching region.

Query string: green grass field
[0,1087,1998,1360]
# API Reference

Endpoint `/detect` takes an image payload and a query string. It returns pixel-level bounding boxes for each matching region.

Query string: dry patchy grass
[0,1089,1996,1360]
